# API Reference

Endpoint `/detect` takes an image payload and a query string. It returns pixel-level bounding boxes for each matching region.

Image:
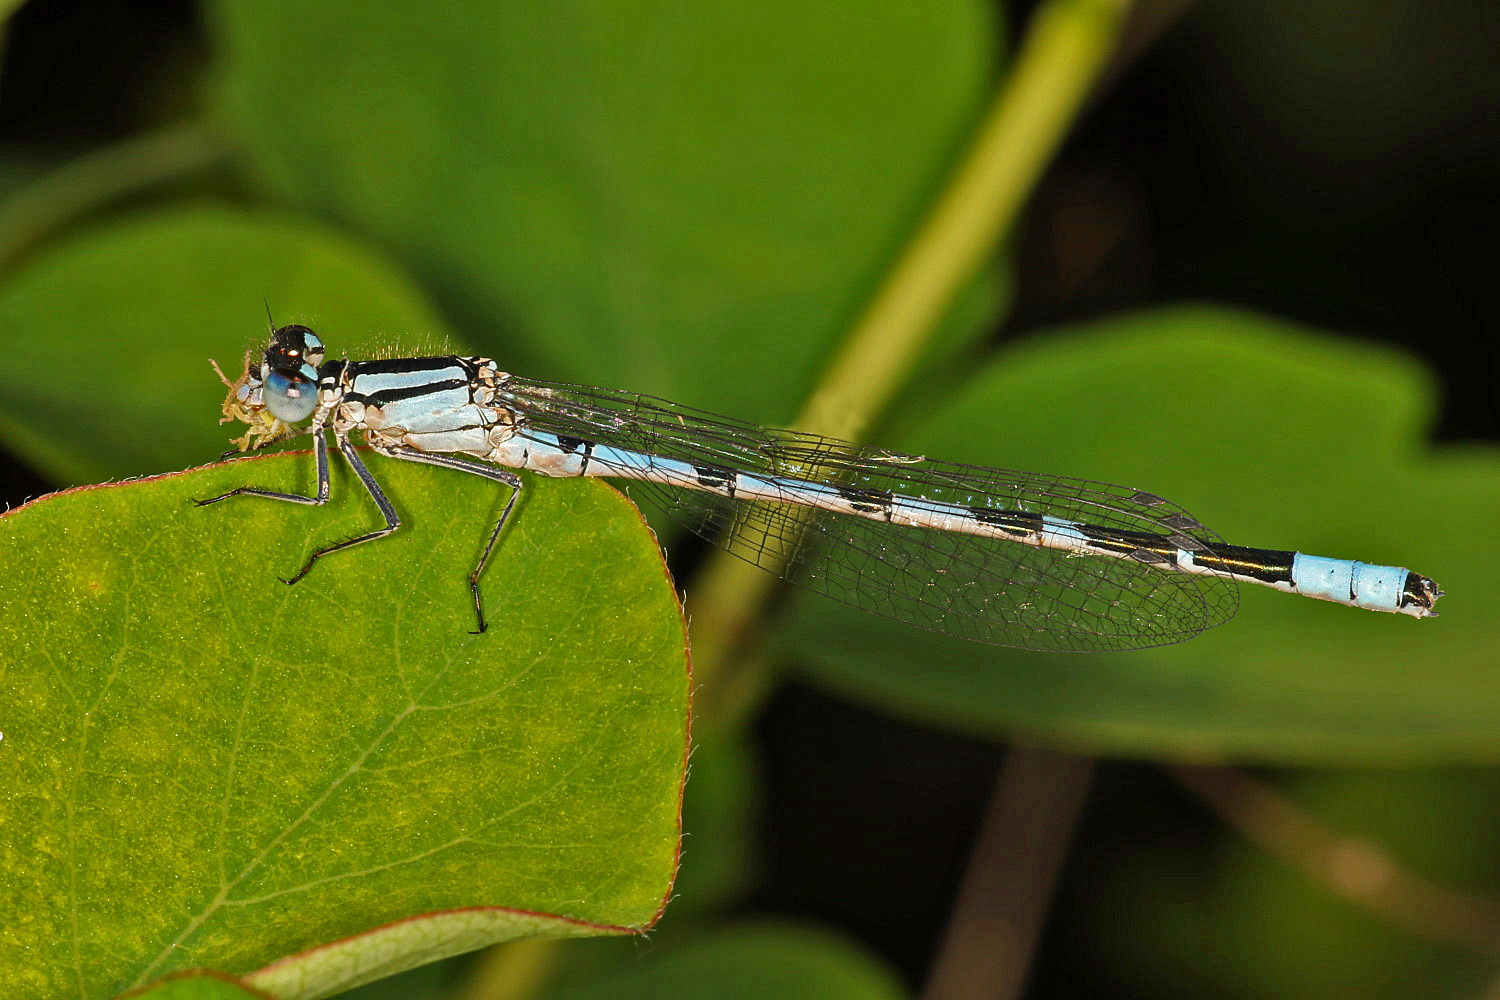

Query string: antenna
[264,299,276,334]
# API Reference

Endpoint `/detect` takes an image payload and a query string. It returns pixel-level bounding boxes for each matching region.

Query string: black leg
[376,446,524,634]
[196,428,332,507]
[202,428,525,632]
[281,437,403,584]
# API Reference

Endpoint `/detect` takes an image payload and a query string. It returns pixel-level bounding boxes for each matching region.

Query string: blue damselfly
[199,325,1442,652]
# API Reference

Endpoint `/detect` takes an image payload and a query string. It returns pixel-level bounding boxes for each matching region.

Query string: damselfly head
[265,324,325,371]
[260,325,323,425]
[211,324,326,452]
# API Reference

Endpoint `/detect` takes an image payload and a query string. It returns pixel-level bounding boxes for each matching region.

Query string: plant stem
[691,0,1129,719]
[454,939,563,1000]
[922,747,1095,1000]
[0,0,27,79]
[1173,765,1500,954]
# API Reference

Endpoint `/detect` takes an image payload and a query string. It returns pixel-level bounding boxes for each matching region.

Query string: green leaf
[781,306,1500,763]
[658,729,759,920]
[210,0,999,422]
[1098,768,1500,1000]
[122,971,274,1000]
[545,923,909,1000]
[0,0,27,28]
[0,205,453,487]
[0,457,690,1000]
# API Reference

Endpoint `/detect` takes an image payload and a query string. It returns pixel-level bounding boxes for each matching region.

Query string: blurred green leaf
[1196,0,1497,163]
[781,306,1500,762]
[0,457,689,1000]
[1099,768,1500,1000]
[0,123,236,282]
[0,204,453,487]
[545,923,909,1000]
[0,0,25,30]
[211,0,1000,422]
[666,729,759,919]
[323,954,454,1000]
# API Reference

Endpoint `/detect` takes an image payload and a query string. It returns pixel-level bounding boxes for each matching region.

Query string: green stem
[0,0,27,81]
[0,119,234,279]
[691,0,1128,720]
[454,939,563,1000]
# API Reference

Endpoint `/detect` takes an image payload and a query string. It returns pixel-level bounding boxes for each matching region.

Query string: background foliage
[0,0,1495,998]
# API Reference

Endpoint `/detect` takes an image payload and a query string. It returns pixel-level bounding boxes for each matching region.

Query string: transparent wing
[499,377,1239,652]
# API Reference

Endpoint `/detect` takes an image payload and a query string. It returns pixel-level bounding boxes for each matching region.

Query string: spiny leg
[374,446,523,634]
[281,436,403,584]
[197,431,402,587]
[195,426,332,507]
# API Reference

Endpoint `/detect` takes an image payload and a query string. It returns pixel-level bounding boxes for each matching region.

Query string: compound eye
[264,363,319,422]
[266,324,326,370]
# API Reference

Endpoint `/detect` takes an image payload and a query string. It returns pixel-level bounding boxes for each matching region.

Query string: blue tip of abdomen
[1290,553,1408,612]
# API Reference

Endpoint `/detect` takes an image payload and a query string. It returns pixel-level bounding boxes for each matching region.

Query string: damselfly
[200,324,1442,652]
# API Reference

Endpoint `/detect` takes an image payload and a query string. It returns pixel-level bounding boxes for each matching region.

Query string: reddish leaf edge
[114,903,652,1000]
[243,904,648,999]
[117,967,281,999]
[0,457,235,518]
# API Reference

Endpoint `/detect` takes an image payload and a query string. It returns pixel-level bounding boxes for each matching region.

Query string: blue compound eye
[265,364,319,422]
